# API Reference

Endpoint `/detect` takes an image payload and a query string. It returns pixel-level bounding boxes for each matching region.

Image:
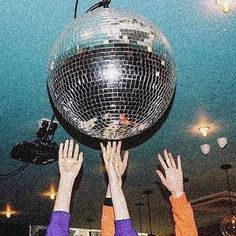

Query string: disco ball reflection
[47,7,176,140]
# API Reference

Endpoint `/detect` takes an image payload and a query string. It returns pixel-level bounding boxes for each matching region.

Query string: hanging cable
[74,0,79,19]
[0,163,30,179]
[86,0,111,13]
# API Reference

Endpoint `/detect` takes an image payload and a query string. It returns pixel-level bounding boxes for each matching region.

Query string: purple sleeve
[46,211,70,236]
[115,219,138,236]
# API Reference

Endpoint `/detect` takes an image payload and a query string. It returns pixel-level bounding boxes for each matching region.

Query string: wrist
[110,179,122,188]
[171,190,184,199]
[59,176,75,187]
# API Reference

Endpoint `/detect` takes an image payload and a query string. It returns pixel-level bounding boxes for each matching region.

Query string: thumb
[156,170,167,187]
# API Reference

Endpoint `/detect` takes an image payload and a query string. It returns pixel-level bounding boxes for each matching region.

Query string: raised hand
[156,149,184,198]
[58,139,83,181]
[100,141,129,186]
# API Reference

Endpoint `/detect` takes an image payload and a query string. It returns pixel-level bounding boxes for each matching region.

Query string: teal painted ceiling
[0,0,236,235]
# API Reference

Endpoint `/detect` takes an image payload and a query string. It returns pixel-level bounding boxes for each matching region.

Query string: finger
[59,143,64,159]
[177,155,182,171]
[78,152,83,165]
[111,141,116,159]
[158,154,168,170]
[100,143,110,169]
[107,141,111,160]
[164,149,171,167]
[123,150,129,168]
[168,152,177,169]
[156,170,167,187]
[68,139,74,158]
[100,143,105,153]
[63,139,69,158]
[73,143,79,159]
[116,141,122,154]
[112,141,116,150]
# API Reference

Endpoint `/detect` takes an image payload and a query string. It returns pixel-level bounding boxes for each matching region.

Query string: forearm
[53,177,74,213]
[101,184,115,236]
[170,193,198,236]
[110,183,130,220]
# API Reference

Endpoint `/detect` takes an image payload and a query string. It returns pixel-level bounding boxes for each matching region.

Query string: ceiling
[1,0,236,235]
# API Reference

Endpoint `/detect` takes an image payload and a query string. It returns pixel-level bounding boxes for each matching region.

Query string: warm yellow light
[42,185,57,200]
[198,126,210,137]
[217,0,231,13]
[49,192,57,200]
[0,204,18,218]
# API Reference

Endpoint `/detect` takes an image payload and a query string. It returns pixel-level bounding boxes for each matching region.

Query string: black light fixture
[135,202,144,234]
[143,189,155,236]
[11,115,59,165]
[220,164,236,236]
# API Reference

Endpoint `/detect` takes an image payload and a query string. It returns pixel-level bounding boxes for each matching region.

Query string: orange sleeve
[169,193,198,236]
[100,205,115,236]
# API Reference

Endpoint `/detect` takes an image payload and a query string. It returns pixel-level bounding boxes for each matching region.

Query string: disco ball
[220,215,236,236]
[47,7,176,140]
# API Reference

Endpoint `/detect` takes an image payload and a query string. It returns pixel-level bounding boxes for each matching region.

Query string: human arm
[46,139,83,236]
[101,184,115,236]
[156,150,198,236]
[100,141,138,236]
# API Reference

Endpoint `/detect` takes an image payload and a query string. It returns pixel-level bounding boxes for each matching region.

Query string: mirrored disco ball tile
[47,8,176,140]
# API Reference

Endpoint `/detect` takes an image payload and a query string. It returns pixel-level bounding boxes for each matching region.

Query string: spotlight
[11,117,59,165]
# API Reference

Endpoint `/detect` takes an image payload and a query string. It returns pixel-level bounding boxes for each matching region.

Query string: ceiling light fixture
[43,185,57,200]
[0,204,18,218]
[217,137,228,149]
[220,164,236,235]
[198,126,210,137]
[143,190,156,236]
[200,144,211,155]
[217,0,232,13]
[135,202,144,234]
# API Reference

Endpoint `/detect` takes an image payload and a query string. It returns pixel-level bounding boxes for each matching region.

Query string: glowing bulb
[0,204,17,218]
[43,185,57,200]
[49,185,57,200]
[198,126,210,137]
[49,192,56,200]
[6,212,11,218]
[5,205,12,218]
[217,0,231,13]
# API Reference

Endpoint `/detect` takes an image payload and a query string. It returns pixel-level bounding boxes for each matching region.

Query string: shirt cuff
[104,197,113,206]
[51,211,70,227]
[169,193,188,209]
[115,219,137,235]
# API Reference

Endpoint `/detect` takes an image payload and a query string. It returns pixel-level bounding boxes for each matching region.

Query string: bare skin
[156,149,184,198]
[53,139,83,212]
[100,141,130,220]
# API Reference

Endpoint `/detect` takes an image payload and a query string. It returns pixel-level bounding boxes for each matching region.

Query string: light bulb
[217,0,231,13]
[49,192,56,200]
[6,212,11,218]
[2,204,17,218]
[49,185,57,200]
[198,126,210,137]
